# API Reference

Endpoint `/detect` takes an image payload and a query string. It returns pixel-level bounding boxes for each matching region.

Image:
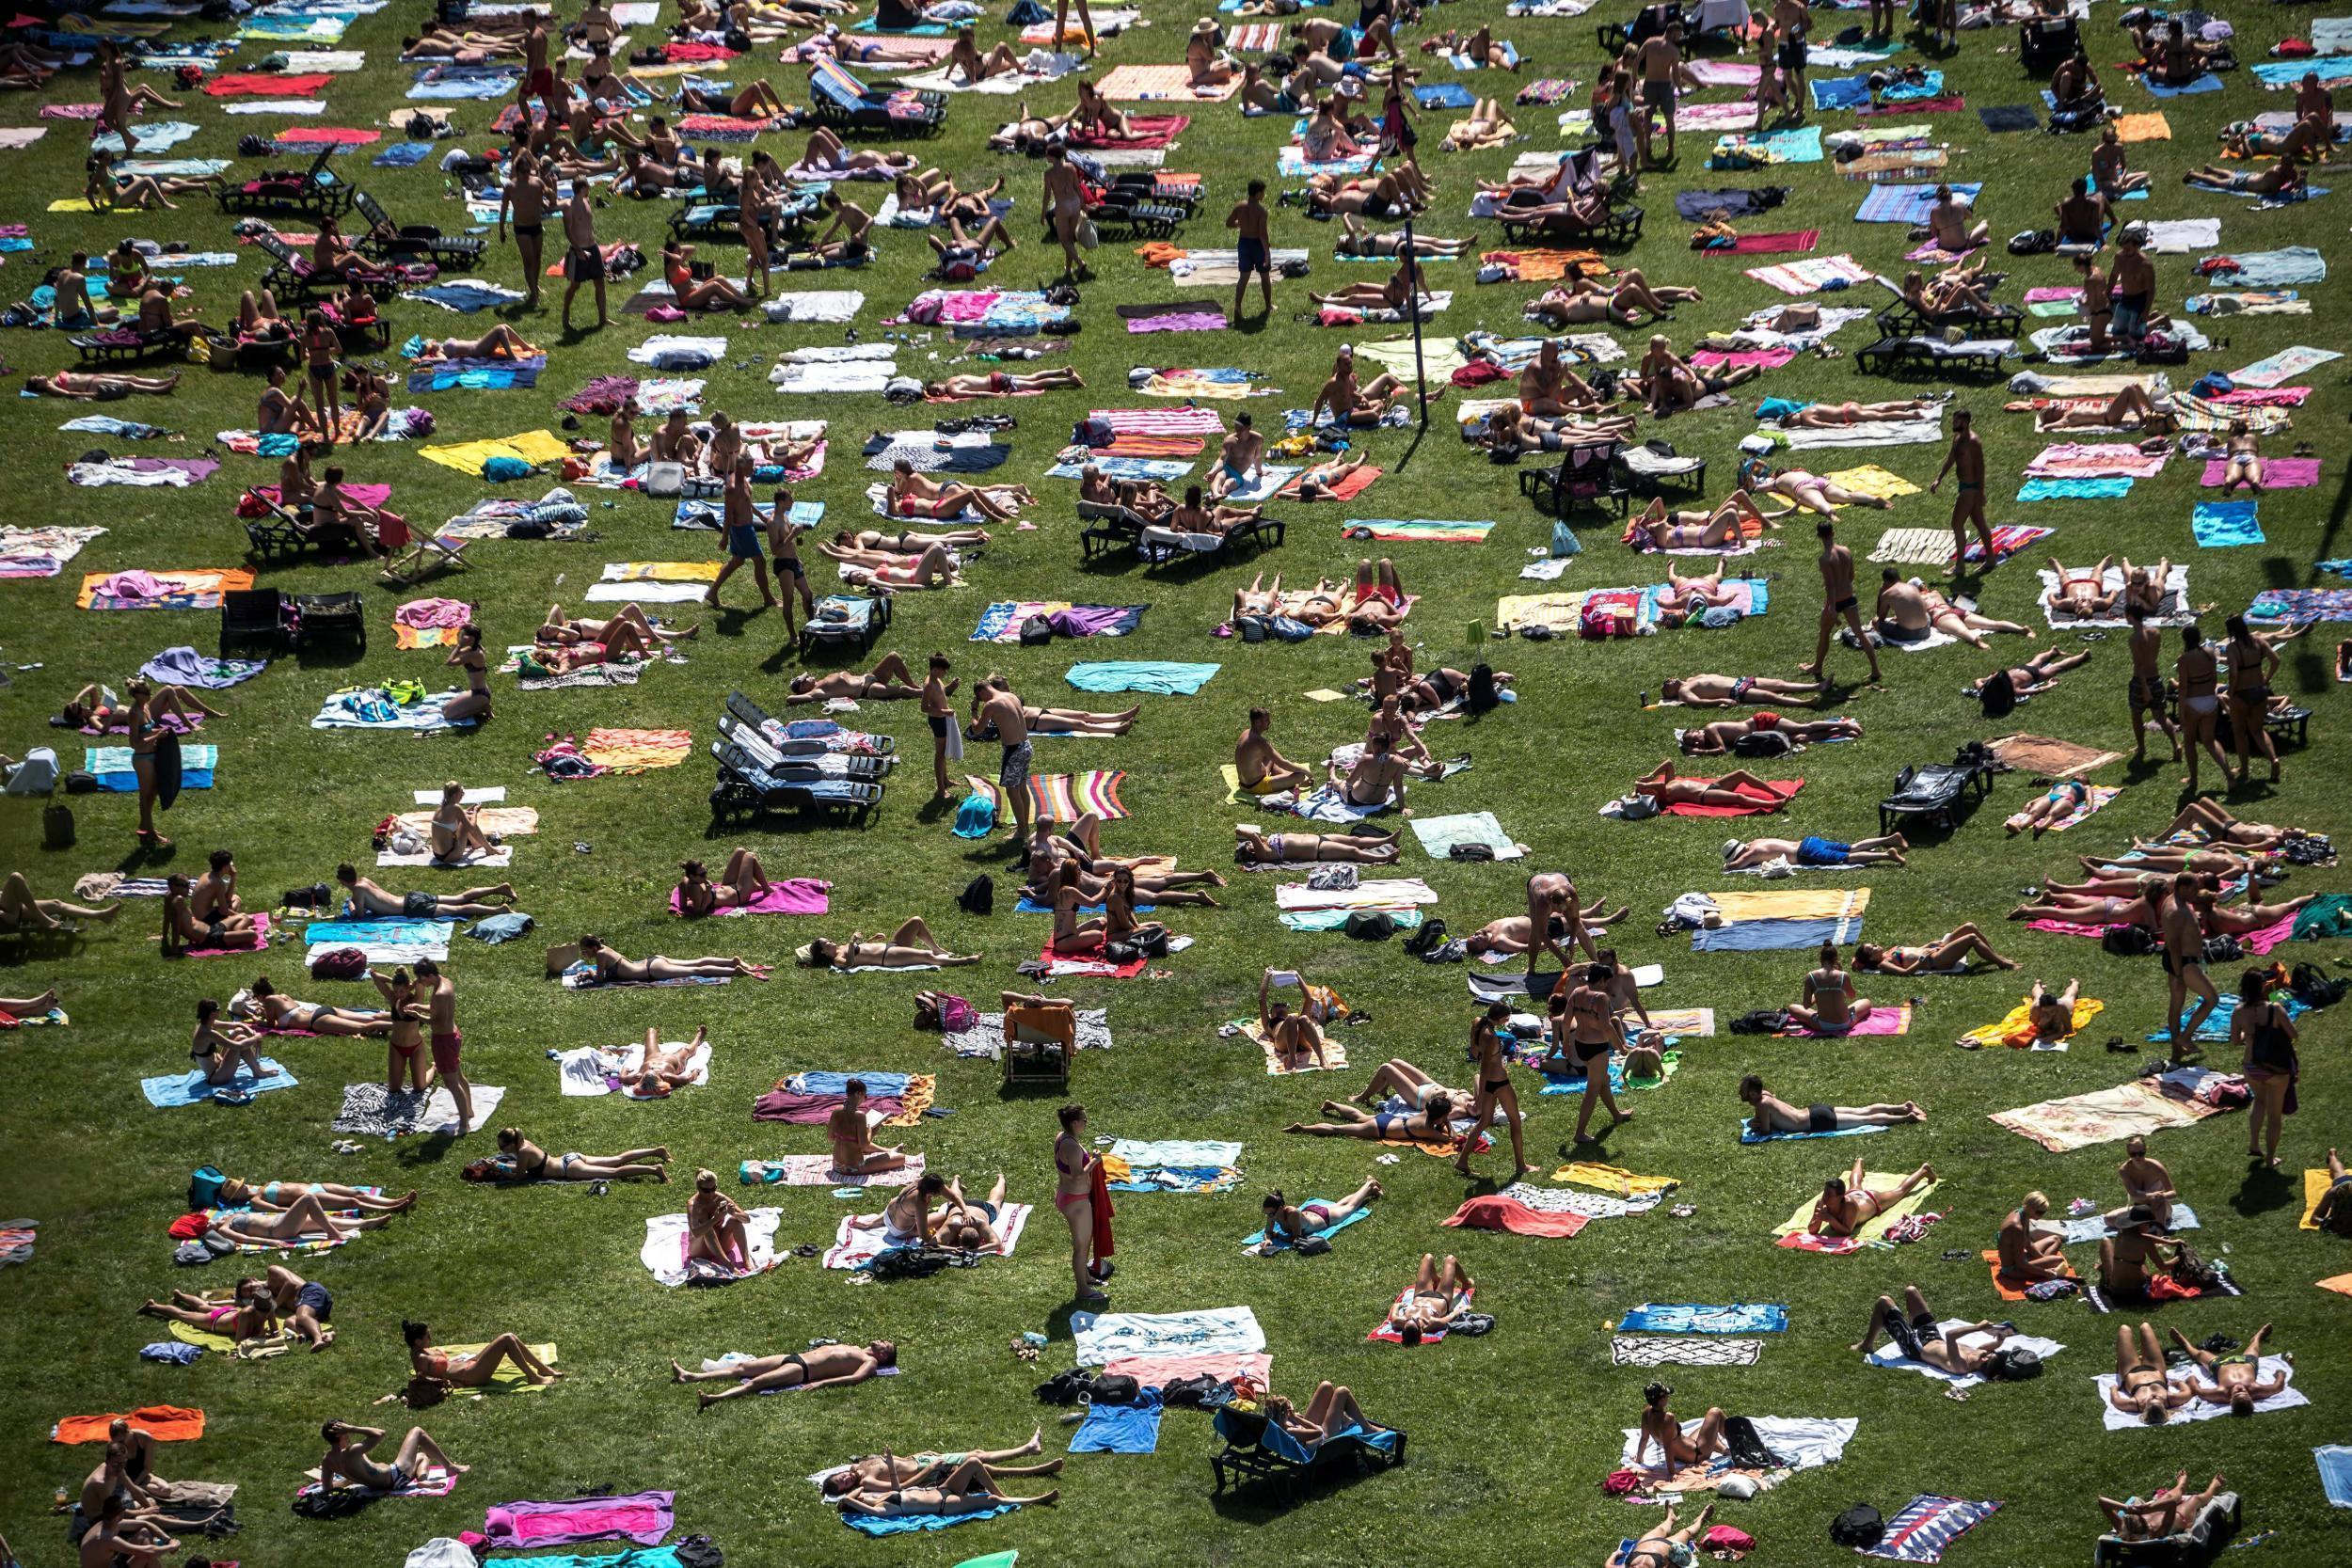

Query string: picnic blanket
[1989,1078,2226,1152]
[641,1207,781,1286]
[1617,1302,1788,1335]
[1072,1306,1264,1365]
[1745,253,1877,296]
[1773,1175,1938,1253]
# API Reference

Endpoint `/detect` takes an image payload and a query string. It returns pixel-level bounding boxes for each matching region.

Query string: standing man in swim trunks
[2108,228,2155,344]
[1227,177,1275,321]
[560,182,608,332]
[1929,408,1994,566]
[2159,871,2217,1062]
[499,150,549,312]
[2125,599,2182,765]
[1525,869,1596,971]
[766,485,815,641]
[417,958,473,1135]
[1043,145,1088,281]
[521,10,556,119]
[980,679,1033,855]
[922,654,960,802]
[707,456,775,611]
[1635,21,1682,164]
[1803,518,1883,687]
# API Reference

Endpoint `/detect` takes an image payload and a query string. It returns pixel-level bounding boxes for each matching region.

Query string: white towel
[1618,1415,1858,1473]
[771,362,898,394]
[410,785,504,805]
[2096,1357,2305,1430]
[1867,1319,2066,1390]
[584,580,711,603]
[628,334,727,366]
[2038,563,2193,629]
[1776,417,1945,450]
[641,1206,782,1287]
[376,846,513,869]
[1072,1306,1265,1365]
[551,1039,711,1097]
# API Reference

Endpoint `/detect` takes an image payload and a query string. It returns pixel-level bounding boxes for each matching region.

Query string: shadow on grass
[2226,1162,2297,1219]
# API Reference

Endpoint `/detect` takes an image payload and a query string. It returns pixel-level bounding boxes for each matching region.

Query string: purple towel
[479,1490,675,1549]
[1047,605,1145,638]
[140,645,268,689]
[1125,309,1227,334]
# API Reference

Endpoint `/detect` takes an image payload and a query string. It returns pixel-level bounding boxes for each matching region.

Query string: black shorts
[567,245,606,281]
[296,1281,333,1321]
[513,222,543,240]
[1778,33,1808,71]
[772,554,804,577]
[1835,595,1858,615]
[1808,1102,1836,1133]
[928,714,949,738]
[1887,1308,1936,1362]
[403,890,438,918]
[1236,235,1271,278]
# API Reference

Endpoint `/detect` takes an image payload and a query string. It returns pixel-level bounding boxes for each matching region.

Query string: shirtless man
[2075,252,2114,352]
[2046,554,2120,621]
[978,679,1033,852]
[827,1079,910,1175]
[1235,707,1311,794]
[1810,1159,1936,1239]
[414,959,471,1134]
[1260,968,1328,1070]
[499,153,551,311]
[1211,413,1265,501]
[1851,1286,2019,1374]
[560,182,608,331]
[1311,347,1403,430]
[318,1421,466,1493]
[1804,519,1882,685]
[2159,871,2217,1062]
[1227,177,1275,320]
[1043,145,1088,279]
[1633,761,1788,813]
[1928,409,1994,564]
[1740,1075,1921,1138]
[819,1430,1057,1502]
[1876,571,2032,650]
[786,653,928,705]
[2118,1137,2178,1230]
[674,1340,897,1409]
[2123,600,2183,764]
[1678,712,1860,754]
[2108,229,2156,343]
[1994,1191,2068,1284]
[1660,673,1822,708]
[1634,23,1682,162]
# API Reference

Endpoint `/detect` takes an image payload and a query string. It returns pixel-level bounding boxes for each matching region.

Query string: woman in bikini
[1629,492,1777,552]
[578,934,770,982]
[2008,878,2165,927]
[1967,645,2092,702]
[1257,1178,1382,1254]
[405,1320,563,1388]
[2108,1323,2195,1424]
[137,1277,273,1339]
[1633,1384,1727,1475]
[675,850,773,916]
[1855,925,2019,974]
[207,1192,397,1248]
[1810,1159,1936,1238]
[2175,623,2230,793]
[1264,1383,1386,1448]
[1235,824,1401,864]
[440,626,493,724]
[684,1167,754,1268]
[660,239,753,312]
[2006,778,2095,837]
[1678,713,1861,754]
[2222,615,2281,786]
[1612,1503,1718,1568]
[1455,1003,1530,1177]
[800,917,978,971]
[887,462,1031,524]
[246,976,392,1038]
[1054,1102,1111,1306]
[2231,967,2297,1168]
[1387,1254,1475,1341]
[1740,459,1893,518]
[1286,1098,1455,1143]
[496,1128,669,1182]
[1788,942,1874,1036]
[164,881,261,960]
[1561,966,1627,1147]
[122,680,175,848]
[1651,567,1744,627]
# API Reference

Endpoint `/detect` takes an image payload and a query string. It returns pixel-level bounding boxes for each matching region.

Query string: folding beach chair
[69,326,184,366]
[1853,335,2013,377]
[798,593,891,657]
[216,145,349,222]
[352,186,486,270]
[1877,743,2000,837]
[375,516,473,586]
[1077,498,1154,560]
[1208,1406,1406,1498]
[1002,1001,1073,1091]
[803,55,945,135]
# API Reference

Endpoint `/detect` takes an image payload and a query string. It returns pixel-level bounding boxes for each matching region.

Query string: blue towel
[1739,1119,1887,1144]
[1617,1301,1788,1334]
[2148,992,2308,1044]
[1691,915,1861,952]
[1014,896,1155,915]
[373,142,434,167]
[405,282,522,313]
[1809,75,1872,111]
[1064,661,1221,696]
[1414,82,1475,108]
[2017,476,2133,501]
[2317,1445,2352,1509]
[843,1504,1017,1535]
[409,74,520,100]
[2137,71,2221,96]
[793,1069,912,1098]
[2209,247,2328,288]
[141,1341,205,1364]
[469,911,535,943]
[302,917,453,948]
[141,1061,298,1107]
[1107,1165,1232,1193]
[1242,1201,1371,1251]
[1070,1388,1164,1453]
[1853,180,1979,224]
[1045,456,1193,483]
[2191,501,2264,547]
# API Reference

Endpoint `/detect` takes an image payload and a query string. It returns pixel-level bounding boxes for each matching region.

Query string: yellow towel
[1496,592,1586,634]
[2114,112,2171,143]
[440,1340,560,1392]
[420,430,570,475]
[1549,1162,1678,1197]
[2303,1168,2332,1230]
[1959,996,2104,1049]
[1218,763,1285,802]
[1709,887,1871,923]
[1245,1019,1350,1076]
[1774,1177,1938,1245]
[609,561,723,583]
[1823,465,1921,501]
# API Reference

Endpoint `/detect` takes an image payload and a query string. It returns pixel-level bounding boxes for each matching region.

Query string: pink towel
[1690,347,1796,371]
[2237,912,2297,955]
[2201,457,2320,489]
[1104,1351,1273,1388]
[1706,230,1819,256]
[667,879,832,917]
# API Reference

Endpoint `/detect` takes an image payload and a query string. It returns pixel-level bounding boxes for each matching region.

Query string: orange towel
[1981,1248,2077,1302]
[2318,1272,2352,1297]
[1477,247,1609,282]
[580,727,692,774]
[2114,112,2170,143]
[55,1405,207,1444]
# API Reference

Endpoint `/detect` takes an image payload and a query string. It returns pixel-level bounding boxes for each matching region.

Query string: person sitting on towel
[2100,1213,2188,1305]
[1788,941,1876,1034]
[669,1340,895,1409]
[1851,1285,2022,1373]
[1256,1179,1380,1254]
[1632,1383,1727,1473]
[163,877,262,958]
[676,849,772,916]
[1236,705,1313,794]
[1387,1253,1474,1343]
[188,998,277,1086]
[2309,1147,2352,1238]
[1810,1158,1936,1238]
[1994,1191,2071,1283]
[319,1421,466,1493]
[1260,968,1330,1069]
[826,1078,913,1175]
[1740,1074,1923,1138]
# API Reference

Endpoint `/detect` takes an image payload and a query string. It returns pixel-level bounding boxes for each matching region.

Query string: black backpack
[958,875,994,916]
[1467,663,1501,714]
[1729,1007,1791,1035]
[1019,614,1055,646]
[2290,962,2346,1007]
[1344,911,1396,942]
[2201,934,2244,965]
[1831,1503,1886,1548]
[1089,1373,1142,1404]
[1034,1369,1097,1406]
[1721,1415,1784,1470]
[42,803,73,850]
[1733,730,1795,758]
[1402,918,1447,955]
[2102,925,2157,958]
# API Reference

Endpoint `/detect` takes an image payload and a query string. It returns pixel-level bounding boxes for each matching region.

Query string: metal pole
[1403,217,1428,432]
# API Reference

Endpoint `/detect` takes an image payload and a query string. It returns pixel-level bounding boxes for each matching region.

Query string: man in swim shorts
[417,959,473,1136]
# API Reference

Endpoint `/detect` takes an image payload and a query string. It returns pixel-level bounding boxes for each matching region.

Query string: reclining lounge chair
[1877,742,2000,837]
[1208,1405,1406,1498]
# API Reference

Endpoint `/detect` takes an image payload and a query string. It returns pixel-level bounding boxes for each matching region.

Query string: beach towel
[2249,586,2352,623]
[1783,1006,1911,1038]
[87,743,215,794]
[669,879,830,917]
[1618,1416,1856,1481]
[1064,661,1218,695]
[1618,1302,1788,1336]
[1368,1283,1479,1343]
[1958,994,2104,1051]
[142,1058,296,1107]
[2036,563,2192,629]
[1773,1174,1938,1252]
[740,1155,925,1187]
[1242,1200,1372,1252]
[1611,1336,1765,1367]
[295,1465,458,1502]
[1864,1497,2003,1563]
[1073,1306,1264,1365]
[2202,457,2321,490]
[78,568,255,611]
[1096,62,1237,101]
[1661,776,1803,816]
[2095,1358,2305,1429]
[2202,247,2328,288]
[301,918,452,962]
[1102,1350,1272,1388]
[1408,812,1525,862]
[1441,1196,1589,1238]
[480,1493,673,1550]
[1745,253,1876,296]
[552,1038,713,1098]
[1070,114,1187,150]
[53,1406,206,1445]
[1741,1118,1886,1144]
[823,1202,1034,1270]
[576,728,691,774]
[419,429,568,476]
[641,1207,780,1286]
[332,1081,506,1138]
[1988,1079,2222,1152]
[2193,501,2265,547]
[1867,1321,2063,1392]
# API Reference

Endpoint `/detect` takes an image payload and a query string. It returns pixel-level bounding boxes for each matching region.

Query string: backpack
[2201,934,2244,965]
[1729,1007,1791,1035]
[1720,1415,1784,1470]
[1448,842,1496,863]
[1018,614,1055,646]
[1402,918,1449,956]
[1983,1345,2044,1381]
[958,874,994,916]
[2290,962,2346,1007]
[1732,730,1795,758]
[42,802,73,849]
[282,882,329,910]
[2008,229,2058,256]
[1344,911,1396,942]
[309,946,367,981]
[1034,1368,1097,1406]
[1830,1504,1886,1548]
[2102,925,2158,957]
[1089,1373,1142,1404]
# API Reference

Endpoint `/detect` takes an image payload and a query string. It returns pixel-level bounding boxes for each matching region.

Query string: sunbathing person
[2184,159,2306,198]
[1236,824,1400,865]
[332,865,515,922]
[886,462,1032,523]
[1292,449,1375,503]
[2002,777,2098,838]
[674,1340,896,1409]
[1740,460,1894,519]
[415,325,540,362]
[616,1026,711,1097]
[1257,1179,1381,1255]
[1874,574,2032,650]
[1632,1384,1727,1474]
[1661,673,1822,708]
[210,1172,414,1215]
[2107,1322,2196,1425]
[405,1321,563,1389]
[1810,1159,1937,1238]
[675,848,774,916]
[680,1166,755,1271]
[1633,760,1788,814]
[1854,925,2019,974]
[837,1456,1060,1517]
[1787,941,1876,1034]
[1305,170,1417,219]
[1851,1287,2021,1373]
[819,1431,1058,1501]
[1235,705,1313,794]
[319,1420,466,1492]
[137,1278,272,1340]
[659,240,752,312]
[2007,879,2165,926]
[1989,1190,2071,1285]
[1678,712,1859,754]
[1967,645,2091,702]
[2169,1323,2289,1414]
[576,934,769,983]
[1629,492,1778,551]
[1740,1075,1922,1138]
[188,998,276,1088]
[2308,1147,2352,1237]
[786,653,929,704]
[79,1493,179,1567]
[1337,214,1477,258]
[927,367,1085,398]
[1726,832,1909,872]
[2102,1474,2229,1544]
[2046,554,2122,619]
[803,916,979,971]
[1264,1382,1387,1447]
[1385,1254,1475,1344]
[1610,1503,1719,1568]
[2031,387,2175,434]
[24,370,180,400]
[1349,1058,1474,1114]
[1310,258,1437,315]
[1286,1097,1453,1144]
[0,871,118,932]
[1648,567,1745,628]
[205,1192,395,1248]
[1774,397,1944,428]
[57,681,221,733]
[496,1128,670,1182]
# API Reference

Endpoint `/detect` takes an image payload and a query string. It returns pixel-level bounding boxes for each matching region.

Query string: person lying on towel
[1851,1285,2022,1374]
[671,1340,895,1409]
[819,1430,1061,1507]
[1742,1073,1924,1138]
[1387,1253,1474,1344]
[1810,1159,1936,1238]
[1257,1180,1379,1254]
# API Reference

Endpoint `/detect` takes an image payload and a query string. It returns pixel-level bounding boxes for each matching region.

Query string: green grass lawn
[3,0,2351,1563]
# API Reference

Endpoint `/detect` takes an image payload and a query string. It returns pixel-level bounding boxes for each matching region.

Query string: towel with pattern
[1988,1079,2224,1152]
[740,1155,926,1187]
[1072,1306,1265,1364]
[641,1207,781,1285]
[1863,1497,2004,1563]
[825,1202,1031,1269]
[1773,1173,1939,1252]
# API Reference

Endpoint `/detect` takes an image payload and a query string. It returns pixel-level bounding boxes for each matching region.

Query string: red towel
[54,1406,207,1445]
[271,126,380,146]
[1071,115,1188,150]
[1706,230,1820,255]
[202,71,334,97]
[1277,464,1382,502]
[1442,1196,1588,1238]
[1661,778,1804,817]
[1089,1158,1117,1259]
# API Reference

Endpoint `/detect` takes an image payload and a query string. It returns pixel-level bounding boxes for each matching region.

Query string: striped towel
[1341,519,1495,543]
[1090,405,1226,436]
[967,770,1130,822]
[580,728,692,774]
[1862,1497,2003,1563]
